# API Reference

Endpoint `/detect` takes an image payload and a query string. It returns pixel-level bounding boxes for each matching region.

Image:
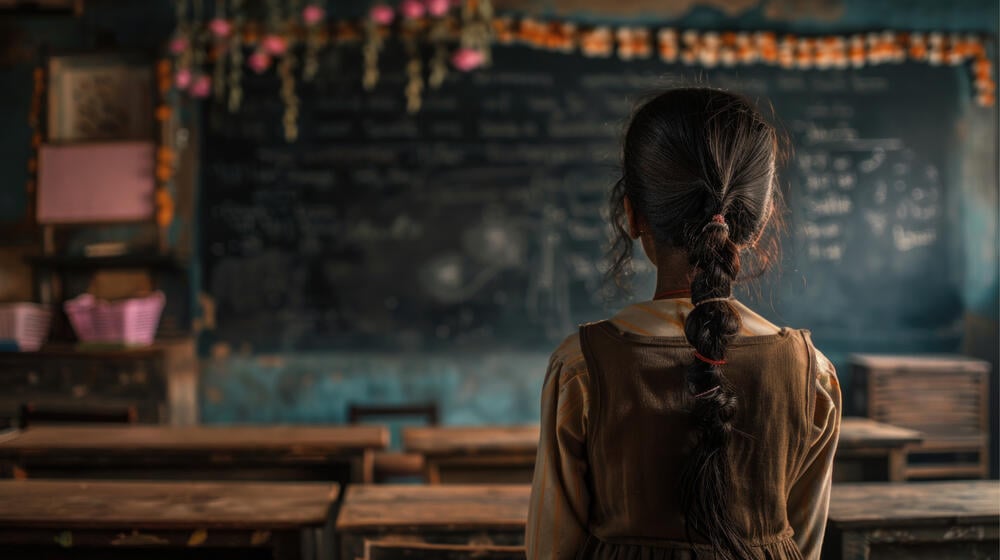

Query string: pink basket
[0,303,52,351]
[65,291,165,346]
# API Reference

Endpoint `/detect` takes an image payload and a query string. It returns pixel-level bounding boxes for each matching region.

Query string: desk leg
[888,448,907,482]
[359,450,375,484]
[425,460,441,485]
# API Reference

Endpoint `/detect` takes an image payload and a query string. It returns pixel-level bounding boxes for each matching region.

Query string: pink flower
[174,68,192,89]
[451,47,485,71]
[168,36,189,55]
[261,34,288,55]
[369,4,395,25]
[400,0,425,19]
[208,18,232,38]
[248,51,272,73]
[302,4,325,25]
[426,0,450,17]
[190,75,212,98]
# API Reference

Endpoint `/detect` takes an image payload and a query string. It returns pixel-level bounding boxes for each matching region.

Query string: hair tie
[694,296,733,307]
[692,385,722,399]
[702,214,729,233]
[693,351,727,366]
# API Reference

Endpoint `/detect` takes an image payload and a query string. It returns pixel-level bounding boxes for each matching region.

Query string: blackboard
[202,43,965,352]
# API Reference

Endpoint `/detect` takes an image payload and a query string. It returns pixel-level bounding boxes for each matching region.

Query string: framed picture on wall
[47,53,153,142]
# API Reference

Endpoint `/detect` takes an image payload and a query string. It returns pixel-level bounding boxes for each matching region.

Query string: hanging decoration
[26,64,45,216]
[302,2,327,81]
[400,0,426,112]
[363,4,393,91]
[226,0,245,111]
[166,1,995,143]
[154,58,177,246]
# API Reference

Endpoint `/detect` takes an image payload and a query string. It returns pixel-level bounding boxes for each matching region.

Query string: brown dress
[526,301,841,560]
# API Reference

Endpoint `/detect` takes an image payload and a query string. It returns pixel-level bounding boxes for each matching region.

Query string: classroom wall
[0,0,996,431]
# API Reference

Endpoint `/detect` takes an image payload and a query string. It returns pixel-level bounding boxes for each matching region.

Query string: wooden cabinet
[848,354,990,480]
[0,338,197,426]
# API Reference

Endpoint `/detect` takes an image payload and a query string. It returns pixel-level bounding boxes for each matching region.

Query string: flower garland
[496,22,994,107]
[154,58,177,248]
[166,3,995,145]
[26,64,45,219]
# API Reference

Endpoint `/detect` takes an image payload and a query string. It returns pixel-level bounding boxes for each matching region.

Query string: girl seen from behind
[526,88,842,560]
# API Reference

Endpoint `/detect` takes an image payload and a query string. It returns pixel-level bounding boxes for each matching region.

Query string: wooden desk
[836,417,924,482]
[402,426,538,484]
[336,484,530,560]
[0,425,388,484]
[405,420,923,484]
[0,479,338,560]
[364,542,526,560]
[824,481,1000,559]
[848,354,990,480]
[0,339,199,426]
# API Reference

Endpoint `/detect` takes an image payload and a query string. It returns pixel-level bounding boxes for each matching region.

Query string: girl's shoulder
[548,331,586,372]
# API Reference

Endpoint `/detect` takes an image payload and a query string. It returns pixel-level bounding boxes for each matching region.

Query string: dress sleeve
[526,336,591,560]
[787,348,842,560]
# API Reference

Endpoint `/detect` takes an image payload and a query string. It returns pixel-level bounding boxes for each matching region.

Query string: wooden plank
[338,485,529,560]
[402,426,539,458]
[0,479,338,530]
[828,481,1000,529]
[0,425,389,456]
[364,541,526,560]
[838,417,923,449]
[336,485,530,532]
[903,463,989,479]
[849,354,991,372]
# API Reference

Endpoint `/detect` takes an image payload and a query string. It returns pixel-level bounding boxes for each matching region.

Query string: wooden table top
[849,353,990,371]
[829,481,1000,528]
[402,419,919,457]
[402,425,539,457]
[838,417,923,449]
[0,425,389,456]
[0,480,339,530]
[336,484,531,531]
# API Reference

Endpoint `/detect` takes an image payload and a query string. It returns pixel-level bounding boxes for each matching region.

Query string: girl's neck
[651,250,693,300]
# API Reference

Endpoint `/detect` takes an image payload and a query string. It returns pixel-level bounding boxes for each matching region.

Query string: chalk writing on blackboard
[202,45,964,351]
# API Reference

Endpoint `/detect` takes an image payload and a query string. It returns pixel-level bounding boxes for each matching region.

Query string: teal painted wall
[0,1,995,436]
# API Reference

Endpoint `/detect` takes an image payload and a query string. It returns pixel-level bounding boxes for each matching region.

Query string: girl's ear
[624,196,641,239]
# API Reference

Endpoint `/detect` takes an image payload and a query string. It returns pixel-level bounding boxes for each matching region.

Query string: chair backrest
[349,404,440,426]
[363,542,526,560]
[348,403,439,449]
[19,402,138,429]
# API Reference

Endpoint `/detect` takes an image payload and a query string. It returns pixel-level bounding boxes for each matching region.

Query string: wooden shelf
[0,338,195,358]
[25,253,187,271]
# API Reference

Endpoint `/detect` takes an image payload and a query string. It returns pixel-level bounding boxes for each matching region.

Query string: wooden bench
[362,542,526,560]
[0,479,339,560]
[0,424,388,484]
[402,426,538,484]
[824,480,1000,559]
[336,485,530,560]
[836,417,923,482]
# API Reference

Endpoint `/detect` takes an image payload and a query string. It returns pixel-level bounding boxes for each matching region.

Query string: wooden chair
[18,402,138,429]
[363,541,526,560]
[348,403,439,482]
